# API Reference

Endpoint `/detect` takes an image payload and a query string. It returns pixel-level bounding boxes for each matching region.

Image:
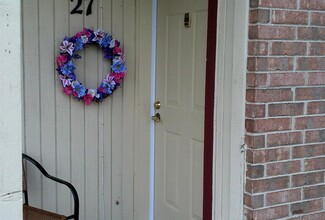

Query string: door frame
[134,0,249,219]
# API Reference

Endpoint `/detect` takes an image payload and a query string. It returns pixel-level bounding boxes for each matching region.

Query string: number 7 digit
[86,0,94,16]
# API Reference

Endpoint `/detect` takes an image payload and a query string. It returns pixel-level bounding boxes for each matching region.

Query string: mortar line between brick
[248,55,325,58]
[247,157,325,166]
[247,100,325,105]
[249,23,325,28]
[250,7,325,13]
[244,184,325,197]
[244,198,324,212]
[246,142,325,150]
[280,211,325,220]
[246,169,325,180]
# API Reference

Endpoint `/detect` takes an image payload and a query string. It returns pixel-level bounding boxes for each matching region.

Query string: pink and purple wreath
[56,28,126,105]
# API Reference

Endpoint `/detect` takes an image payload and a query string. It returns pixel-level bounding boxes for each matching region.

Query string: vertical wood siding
[23,0,135,219]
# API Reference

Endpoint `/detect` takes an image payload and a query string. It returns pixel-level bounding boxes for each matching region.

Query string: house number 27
[70,0,94,16]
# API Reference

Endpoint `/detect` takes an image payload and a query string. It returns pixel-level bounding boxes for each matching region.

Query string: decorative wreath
[56,28,126,105]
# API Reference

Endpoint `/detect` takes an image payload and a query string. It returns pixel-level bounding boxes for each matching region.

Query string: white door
[154,0,208,219]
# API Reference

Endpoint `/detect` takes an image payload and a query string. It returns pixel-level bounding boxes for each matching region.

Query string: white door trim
[134,0,153,219]
[213,0,249,219]
[149,0,157,219]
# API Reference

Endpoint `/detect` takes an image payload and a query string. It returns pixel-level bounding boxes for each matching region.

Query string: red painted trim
[203,0,218,219]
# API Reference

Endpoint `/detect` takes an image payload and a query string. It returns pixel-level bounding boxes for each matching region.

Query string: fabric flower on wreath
[112,58,126,73]
[99,35,112,48]
[63,85,74,95]
[93,29,106,42]
[103,48,114,59]
[104,75,116,88]
[56,55,68,67]
[60,61,76,75]
[60,40,74,56]
[98,80,114,95]
[59,74,74,87]
[72,81,86,98]
[74,38,84,51]
[109,39,120,48]
[88,89,100,99]
[75,28,92,38]
[110,72,125,84]
[83,93,94,105]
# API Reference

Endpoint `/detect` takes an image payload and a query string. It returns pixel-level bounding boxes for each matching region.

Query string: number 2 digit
[70,0,83,14]
[70,0,94,16]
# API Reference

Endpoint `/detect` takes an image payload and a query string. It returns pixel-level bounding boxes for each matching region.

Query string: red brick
[244,193,264,209]
[292,171,324,187]
[269,103,304,117]
[250,0,259,8]
[305,157,325,171]
[247,89,293,103]
[307,72,325,85]
[298,27,325,41]
[246,177,289,193]
[292,144,325,158]
[271,42,307,56]
[304,185,325,199]
[305,129,325,143]
[291,199,323,215]
[247,205,289,220]
[266,189,301,206]
[311,12,325,26]
[246,104,266,118]
[247,73,268,87]
[260,0,297,9]
[266,160,301,176]
[308,101,325,114]
[309,43,325,55]
[251,148,290,163]
[267,132,302,147]
[301,0,325,10]
[248,57,293,71]
[297,57,325,71]
[296,87,325,101]
[248,41,268,56]
[272,10,308,25]
[249,26,296,40]
[269,73,305,86]
[301,212,325,220]
[246,149,254,163]
[250,9,270,24]
[246,118,291,133]
[246,135,266,149]
[247,164,265,178]
[295,116,325,130]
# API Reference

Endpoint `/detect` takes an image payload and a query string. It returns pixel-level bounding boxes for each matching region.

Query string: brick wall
[245,0,325,219]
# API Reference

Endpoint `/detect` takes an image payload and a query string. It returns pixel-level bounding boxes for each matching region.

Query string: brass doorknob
[151,113,161,122]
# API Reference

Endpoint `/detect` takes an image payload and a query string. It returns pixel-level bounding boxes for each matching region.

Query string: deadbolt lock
[151,113,161,122]
[154,101,161,109]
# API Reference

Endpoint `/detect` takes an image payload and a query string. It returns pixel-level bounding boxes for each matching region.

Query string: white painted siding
[22,0,135,219]
[0,0,23,219]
